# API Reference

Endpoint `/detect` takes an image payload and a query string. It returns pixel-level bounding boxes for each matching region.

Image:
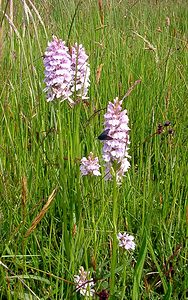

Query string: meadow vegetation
[0,0,187,299]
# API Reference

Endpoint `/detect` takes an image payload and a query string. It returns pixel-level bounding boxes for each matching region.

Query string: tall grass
[0,0,187,299]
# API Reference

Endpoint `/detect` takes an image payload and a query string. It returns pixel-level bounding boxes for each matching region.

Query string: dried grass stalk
[0,25,3,61]
[25,188,57,238]
[96,63,103,84]
[98,0,104,26]
[21,176,27,207]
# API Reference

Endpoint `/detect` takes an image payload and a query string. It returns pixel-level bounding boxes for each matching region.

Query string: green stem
[121,254,127,299]
[110,176,119,295]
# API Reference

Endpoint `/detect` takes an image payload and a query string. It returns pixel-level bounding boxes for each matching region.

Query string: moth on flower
[98,128,113,141]
[100,97,131,183]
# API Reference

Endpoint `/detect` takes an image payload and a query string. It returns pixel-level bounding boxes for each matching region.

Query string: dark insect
[98,129,113,141]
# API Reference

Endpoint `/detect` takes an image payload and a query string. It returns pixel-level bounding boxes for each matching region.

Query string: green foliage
[132,232,147,300]
[0,0,187,299]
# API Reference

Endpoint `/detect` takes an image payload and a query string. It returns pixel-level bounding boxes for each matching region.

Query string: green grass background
[0,0,187,299]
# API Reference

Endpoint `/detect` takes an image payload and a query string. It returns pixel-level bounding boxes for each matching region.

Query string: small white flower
[117,232,136,250]
[74,266,95,298]
[80,152,101,176]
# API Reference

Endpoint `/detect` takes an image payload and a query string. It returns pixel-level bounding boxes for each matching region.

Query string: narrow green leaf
[132,232,147,300]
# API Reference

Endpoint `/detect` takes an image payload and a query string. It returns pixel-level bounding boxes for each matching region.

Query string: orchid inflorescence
[117,232,136,251]
[43,36,90,105]
[80,97,130,184]
[102,97,130,183]
[80,152,101,177]
[74,266,95,298]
